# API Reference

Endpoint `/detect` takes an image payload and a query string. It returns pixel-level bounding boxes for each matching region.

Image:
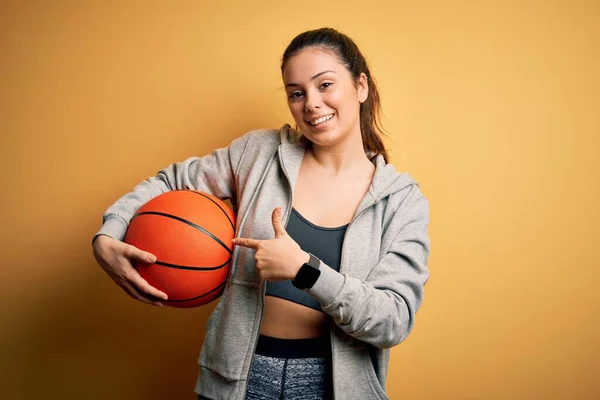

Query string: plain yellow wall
[1,1,598,399]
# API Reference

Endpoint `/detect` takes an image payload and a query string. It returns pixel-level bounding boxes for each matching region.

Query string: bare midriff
[259,296,329,339]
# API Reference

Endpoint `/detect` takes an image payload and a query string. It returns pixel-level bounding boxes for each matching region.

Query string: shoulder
[373,159,429,236]
[239,124,295,145]
[390,174,427,205]
[233,124,295,153]
[237,123,303,157]
[371,155,428,207]
[229,125,298,175]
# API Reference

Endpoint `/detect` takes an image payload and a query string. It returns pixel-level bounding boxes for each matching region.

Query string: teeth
[309,114,334,126]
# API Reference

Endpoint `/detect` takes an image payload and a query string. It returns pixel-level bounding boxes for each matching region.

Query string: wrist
[93,234,112,248]
[293,250,310,278]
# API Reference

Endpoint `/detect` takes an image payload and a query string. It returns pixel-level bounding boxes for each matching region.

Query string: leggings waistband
[255,334,331,359]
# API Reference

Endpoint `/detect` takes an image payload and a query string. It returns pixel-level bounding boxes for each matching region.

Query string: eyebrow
[284,70,336,88]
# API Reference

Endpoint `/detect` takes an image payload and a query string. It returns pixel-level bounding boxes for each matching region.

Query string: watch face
[304,264,321,283]
[293,262,321,289]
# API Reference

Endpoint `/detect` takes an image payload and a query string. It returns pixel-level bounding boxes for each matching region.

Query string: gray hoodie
[94,124,431,400]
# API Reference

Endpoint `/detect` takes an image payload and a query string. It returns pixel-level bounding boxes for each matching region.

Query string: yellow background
[1,1,598,399]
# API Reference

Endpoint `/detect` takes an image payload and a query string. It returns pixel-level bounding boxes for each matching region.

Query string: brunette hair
[281,28,389,163]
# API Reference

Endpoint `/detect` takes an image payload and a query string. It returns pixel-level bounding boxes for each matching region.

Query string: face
[282,48,368,148]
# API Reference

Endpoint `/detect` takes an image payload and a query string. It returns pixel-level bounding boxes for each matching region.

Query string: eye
[320,82,333,90]
[288,91,304,100]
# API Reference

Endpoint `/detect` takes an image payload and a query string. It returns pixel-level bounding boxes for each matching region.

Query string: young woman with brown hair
[93,27,431,400]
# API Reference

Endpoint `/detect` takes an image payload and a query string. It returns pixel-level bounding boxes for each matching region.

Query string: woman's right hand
[92,235,168,307]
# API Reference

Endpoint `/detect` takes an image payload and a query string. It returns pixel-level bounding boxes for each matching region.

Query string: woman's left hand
[232,207,309,281]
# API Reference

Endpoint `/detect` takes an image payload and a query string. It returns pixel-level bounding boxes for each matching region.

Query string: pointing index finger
[232,237,260,249]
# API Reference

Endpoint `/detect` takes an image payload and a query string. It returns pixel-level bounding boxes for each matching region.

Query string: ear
[357,72,369,104]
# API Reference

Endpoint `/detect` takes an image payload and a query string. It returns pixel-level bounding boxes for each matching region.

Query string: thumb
[272,207,286,238]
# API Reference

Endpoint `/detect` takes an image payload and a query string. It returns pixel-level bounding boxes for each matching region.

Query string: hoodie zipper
[240,278,266,397]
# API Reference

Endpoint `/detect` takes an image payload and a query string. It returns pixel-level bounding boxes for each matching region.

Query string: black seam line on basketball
[154,258,230,271]
[190,191,235,231]
[163,281,226,302]
[133,211,232,254]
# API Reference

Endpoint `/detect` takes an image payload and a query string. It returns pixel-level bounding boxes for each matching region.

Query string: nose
[304,89,321,113]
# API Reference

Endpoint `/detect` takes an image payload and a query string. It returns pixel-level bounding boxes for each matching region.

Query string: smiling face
[282,48,368,148]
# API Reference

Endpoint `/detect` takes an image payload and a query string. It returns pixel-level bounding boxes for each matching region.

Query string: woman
[92,28,431,400]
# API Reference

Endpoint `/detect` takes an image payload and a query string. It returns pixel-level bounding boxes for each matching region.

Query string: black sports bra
[264,208,348,311]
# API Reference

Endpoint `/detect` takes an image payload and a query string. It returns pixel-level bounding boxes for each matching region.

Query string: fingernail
[148,256,156,263]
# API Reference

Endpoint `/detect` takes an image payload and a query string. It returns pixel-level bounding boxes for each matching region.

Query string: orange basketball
[124,190,235,308]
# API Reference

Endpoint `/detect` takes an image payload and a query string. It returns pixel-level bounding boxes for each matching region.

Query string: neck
[307,127,374,177]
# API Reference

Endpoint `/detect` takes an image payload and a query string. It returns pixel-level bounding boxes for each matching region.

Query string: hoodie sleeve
[93,132,253,244]
[306,187,431,349]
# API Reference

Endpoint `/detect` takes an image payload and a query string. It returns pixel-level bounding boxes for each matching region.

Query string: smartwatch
[292,253,321,289]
